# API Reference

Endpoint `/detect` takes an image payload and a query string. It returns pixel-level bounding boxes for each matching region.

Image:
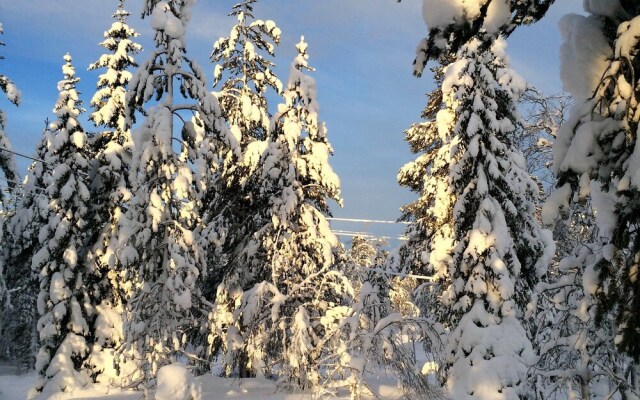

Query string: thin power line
[333,230,407,242]
[328,217,410,225]
[365,267,435,281]
[0,146,48,165]
[0,150,410,238]
[0,146,90,178]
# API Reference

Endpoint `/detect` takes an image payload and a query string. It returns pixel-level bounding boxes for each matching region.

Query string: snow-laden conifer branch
[403,0,555,74]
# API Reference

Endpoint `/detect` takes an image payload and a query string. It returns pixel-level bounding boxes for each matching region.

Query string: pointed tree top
[232,0,257,21]
[114,0,131,22]
[296,36,307,56]
[62,53,76,79]
[293,37,313,73]
[143,0,195,18]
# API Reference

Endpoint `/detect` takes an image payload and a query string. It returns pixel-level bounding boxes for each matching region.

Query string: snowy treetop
[114,0,131,22]
[422,0,511,33]
[49,54,86,153]
[279,37,322,140]
[151,2,187,39]
[142,0,196,19]
[211,1,282,92]
[89,0,141,132]
[411,0,554,74]
[210,0,282,150]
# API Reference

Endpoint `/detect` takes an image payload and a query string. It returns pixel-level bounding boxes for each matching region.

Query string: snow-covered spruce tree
[330,279,447,399]
[398,37,553,398]
[343,237,416,318]
[201,0,282,307]
[83,0,142,384]
[30,54,94,399]
[120,0,230,387]
[210,37,346,390]
[543,0,640,363]
[1,124,51,373]
[210,38,445,398]
[0,20,22,359]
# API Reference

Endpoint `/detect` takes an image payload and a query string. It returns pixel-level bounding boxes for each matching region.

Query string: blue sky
[0,0,581,242]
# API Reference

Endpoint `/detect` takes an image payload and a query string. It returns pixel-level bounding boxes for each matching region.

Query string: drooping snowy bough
[530,200,636,399]
[545,0,640,362]
[399,0,556,76]
[538,4,640,396]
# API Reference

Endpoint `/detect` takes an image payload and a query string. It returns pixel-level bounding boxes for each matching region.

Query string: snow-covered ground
[0,369,407,400]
